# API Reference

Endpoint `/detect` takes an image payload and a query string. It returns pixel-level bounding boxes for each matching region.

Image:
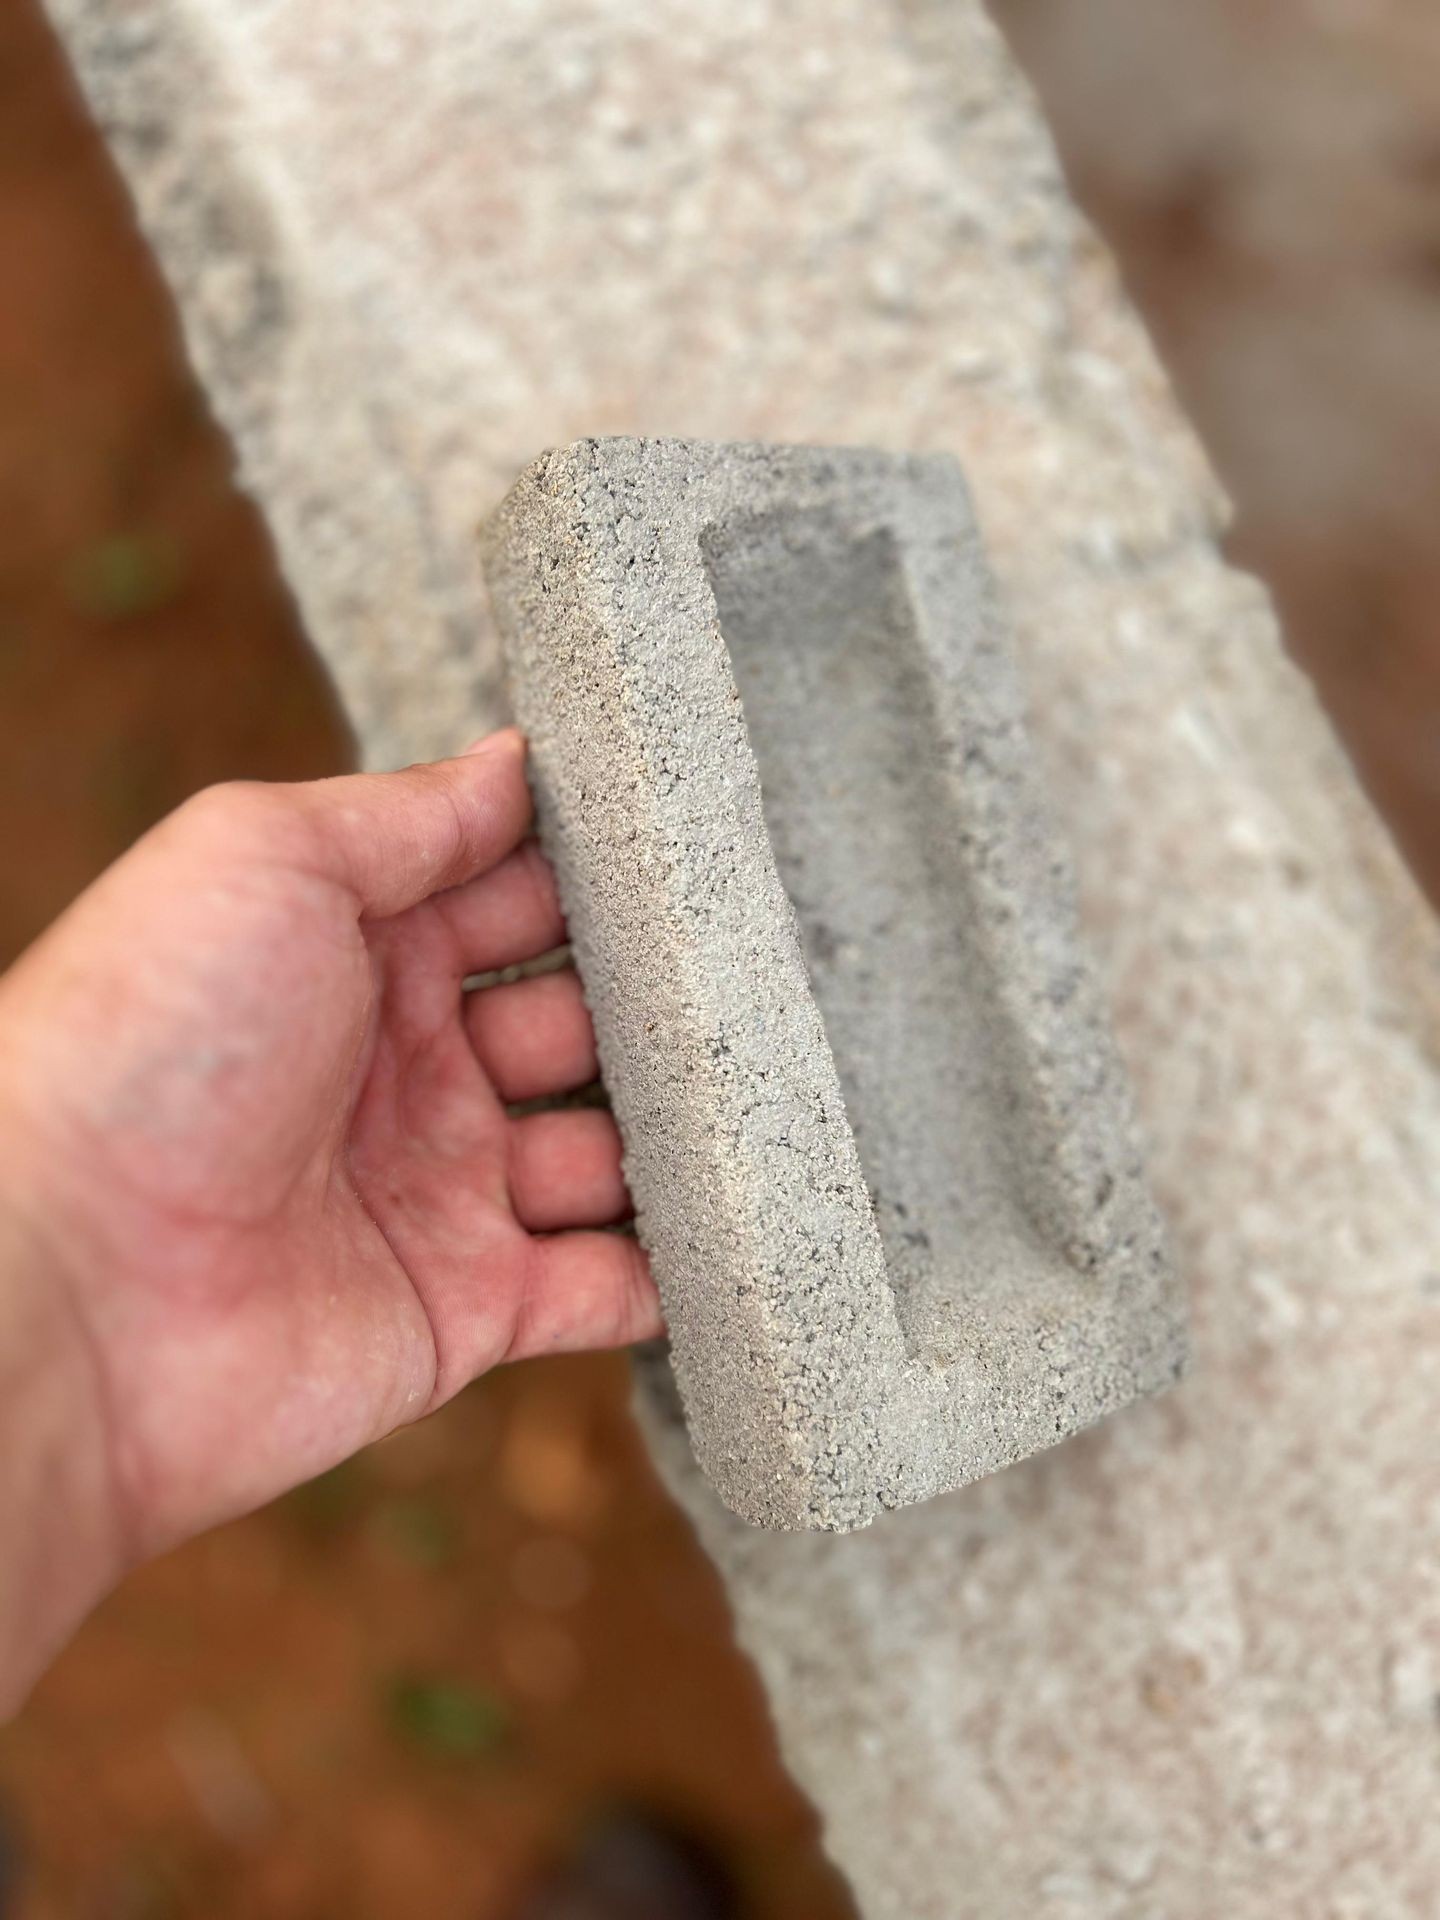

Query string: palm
[2,736,657,1562]
[343,861,640,1399]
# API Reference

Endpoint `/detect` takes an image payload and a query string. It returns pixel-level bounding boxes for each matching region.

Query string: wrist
[0,1123,126,1716]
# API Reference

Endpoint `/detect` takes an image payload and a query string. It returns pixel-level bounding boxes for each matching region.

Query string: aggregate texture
[482,435,1183,1531]
[49,0,1440,1912]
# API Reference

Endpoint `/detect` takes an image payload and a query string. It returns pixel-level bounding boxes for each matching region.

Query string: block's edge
[480,438,910,1537]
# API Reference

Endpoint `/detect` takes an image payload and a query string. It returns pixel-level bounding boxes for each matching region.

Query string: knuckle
[517,834,560,907]
[173,779,291,846]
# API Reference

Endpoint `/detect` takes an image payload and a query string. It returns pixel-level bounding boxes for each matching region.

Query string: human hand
[0,730,659,1706]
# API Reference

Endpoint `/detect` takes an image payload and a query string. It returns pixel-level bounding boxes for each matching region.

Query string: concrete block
[481,436,1184,1531]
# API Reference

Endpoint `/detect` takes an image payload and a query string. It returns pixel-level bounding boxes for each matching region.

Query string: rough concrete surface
[50,0,1440,1912]
[483,435,1182,1531]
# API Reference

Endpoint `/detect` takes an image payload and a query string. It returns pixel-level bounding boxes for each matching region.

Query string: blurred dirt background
[4,0,1440,1915]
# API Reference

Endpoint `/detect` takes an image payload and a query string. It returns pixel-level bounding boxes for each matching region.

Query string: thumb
[285,727,533,917]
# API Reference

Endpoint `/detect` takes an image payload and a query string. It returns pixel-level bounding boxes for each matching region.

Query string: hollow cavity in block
[480,437,1185,1532]
[706,508,1058,1362]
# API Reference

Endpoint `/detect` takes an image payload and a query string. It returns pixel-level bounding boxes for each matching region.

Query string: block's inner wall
[703,509,1049,1361]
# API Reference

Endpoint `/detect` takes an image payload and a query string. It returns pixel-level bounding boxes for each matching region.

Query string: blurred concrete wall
[992,0,1440,902]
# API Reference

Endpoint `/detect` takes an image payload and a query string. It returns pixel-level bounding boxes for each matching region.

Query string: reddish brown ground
[0,8,852,1917]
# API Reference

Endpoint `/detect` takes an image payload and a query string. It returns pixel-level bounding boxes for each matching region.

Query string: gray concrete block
[481,436,1184,1531]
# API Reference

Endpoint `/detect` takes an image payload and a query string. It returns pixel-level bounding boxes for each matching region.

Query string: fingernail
[461,726,525,758]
